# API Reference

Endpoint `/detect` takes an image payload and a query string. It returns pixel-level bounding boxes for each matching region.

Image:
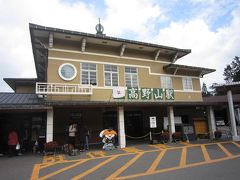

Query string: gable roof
[29,23,191,82]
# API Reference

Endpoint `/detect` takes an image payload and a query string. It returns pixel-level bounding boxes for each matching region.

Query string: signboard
[112,87,125,99]
[127,87,139,100]
[141,88,152,100]
[153,88,163,100]
[150,116,157,128]
[165,88,174,100]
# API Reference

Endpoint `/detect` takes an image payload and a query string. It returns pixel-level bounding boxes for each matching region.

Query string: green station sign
[126,88,174,100]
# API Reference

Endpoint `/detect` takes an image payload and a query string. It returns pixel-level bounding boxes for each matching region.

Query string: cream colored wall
[47,48,203,102]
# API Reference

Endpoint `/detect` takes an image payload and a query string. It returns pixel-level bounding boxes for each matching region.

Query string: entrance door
[194,120,208,136]
[125,111,143,138]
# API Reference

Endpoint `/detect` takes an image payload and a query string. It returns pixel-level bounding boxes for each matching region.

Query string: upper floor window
[104,65,119,86]
[58,63,77,81]
[161,76,172,89]
[81,63,97,85]
[182,77,193,90]
[125,67,138,87]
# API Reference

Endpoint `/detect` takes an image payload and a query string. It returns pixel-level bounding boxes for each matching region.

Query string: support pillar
[46,108,54,143]
[118,106,126,148]
[207,106,216,140]
[227,90,240,141]
[167,106,175,142]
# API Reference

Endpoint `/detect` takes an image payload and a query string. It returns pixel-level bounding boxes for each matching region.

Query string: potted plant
[172,132,182,142]
[44,141,58,155]
[160,131,169,143]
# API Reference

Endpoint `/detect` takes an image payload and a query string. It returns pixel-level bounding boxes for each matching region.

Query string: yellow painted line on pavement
[89,150,106,157]
[217,143,232,157]
[71,155,118,180]
[38,159,88,180]
[106,152,144,180]
[122,147,142,153]
[179,146,187,167]
[150,144,169,150]
[86,152,95,158]
[146,149,166,173]
[30,164,41,180]
[201,145,211,161]
[180,141,190,146]
[232,141,240,148]
[115,154,240,180]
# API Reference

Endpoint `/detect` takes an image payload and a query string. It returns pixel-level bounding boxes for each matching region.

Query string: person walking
[8,128,19,157]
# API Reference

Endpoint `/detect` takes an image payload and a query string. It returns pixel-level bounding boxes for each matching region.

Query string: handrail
[36,82,92,95]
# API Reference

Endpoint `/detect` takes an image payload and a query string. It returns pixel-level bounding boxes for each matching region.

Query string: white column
[46,108,54,142]
[207,106,216,140]
[118,106,126,148]
[227,90,240,141]
[167,106,175,142]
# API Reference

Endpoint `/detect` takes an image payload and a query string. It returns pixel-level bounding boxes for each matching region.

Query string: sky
[0,0,239,92]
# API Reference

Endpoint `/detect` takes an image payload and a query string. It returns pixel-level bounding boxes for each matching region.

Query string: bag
[16,143,20,150]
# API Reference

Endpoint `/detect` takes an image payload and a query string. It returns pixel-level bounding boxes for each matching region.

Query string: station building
[1,22,239,152]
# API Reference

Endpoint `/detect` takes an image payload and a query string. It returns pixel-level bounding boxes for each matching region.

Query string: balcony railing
[36,82,92,95]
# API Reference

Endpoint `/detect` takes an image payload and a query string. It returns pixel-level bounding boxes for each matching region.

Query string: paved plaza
[1,140,240,180]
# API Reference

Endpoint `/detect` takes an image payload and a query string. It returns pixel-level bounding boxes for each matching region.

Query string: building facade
[0,23,218,151]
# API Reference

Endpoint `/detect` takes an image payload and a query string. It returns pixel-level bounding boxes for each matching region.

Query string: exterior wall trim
[48,57,200,79]
[50,48,171,65]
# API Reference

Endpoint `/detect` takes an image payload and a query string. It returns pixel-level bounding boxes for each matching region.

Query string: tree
[202,82,210,96]
[223,56,240,82]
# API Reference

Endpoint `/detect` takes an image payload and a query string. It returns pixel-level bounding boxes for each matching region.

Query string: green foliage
[223,56,240,82]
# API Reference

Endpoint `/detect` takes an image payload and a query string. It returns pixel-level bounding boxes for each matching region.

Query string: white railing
[36,82,92,95]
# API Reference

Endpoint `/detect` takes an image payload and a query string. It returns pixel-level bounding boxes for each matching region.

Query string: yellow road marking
[179,146,187,167]
[150,144,169,150]
[115,154,240,180]
[38,159,88,180]
[122,147,142,153]
[30,164,40,180]
[217,143,232,157]
[71,156,118,180]
[106,152,144,180]
[86,152,95,158]
[232,141,240,148]
[87,150,106,157]
[146,149,166,173]
[180,141,190,146]
[201,145,211,161]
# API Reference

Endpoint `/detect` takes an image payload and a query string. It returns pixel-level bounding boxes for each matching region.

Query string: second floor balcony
[36,82,92,95]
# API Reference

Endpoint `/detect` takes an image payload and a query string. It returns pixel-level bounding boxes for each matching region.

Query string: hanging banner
[153,88,163,100]
[127,87,139,100]
[165,88,174,100]
[112,87,125,99]
[141,88,152,100]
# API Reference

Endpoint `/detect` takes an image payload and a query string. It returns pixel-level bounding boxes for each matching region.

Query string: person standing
[8,129,19,157]
[68,123,77,149]
[84,126,90,150]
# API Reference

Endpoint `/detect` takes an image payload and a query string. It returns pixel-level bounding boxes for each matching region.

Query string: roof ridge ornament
[95,18,105,35]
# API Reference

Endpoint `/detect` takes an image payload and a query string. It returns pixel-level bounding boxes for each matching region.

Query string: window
[182,77,193,90]
[104,65,118,86]
[125,67,138,87]
[161,76,172,89]
[81,63,97,85]
[58,63,77,81]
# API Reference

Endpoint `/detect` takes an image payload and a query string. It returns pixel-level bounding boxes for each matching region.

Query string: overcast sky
[0,0,239,92]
